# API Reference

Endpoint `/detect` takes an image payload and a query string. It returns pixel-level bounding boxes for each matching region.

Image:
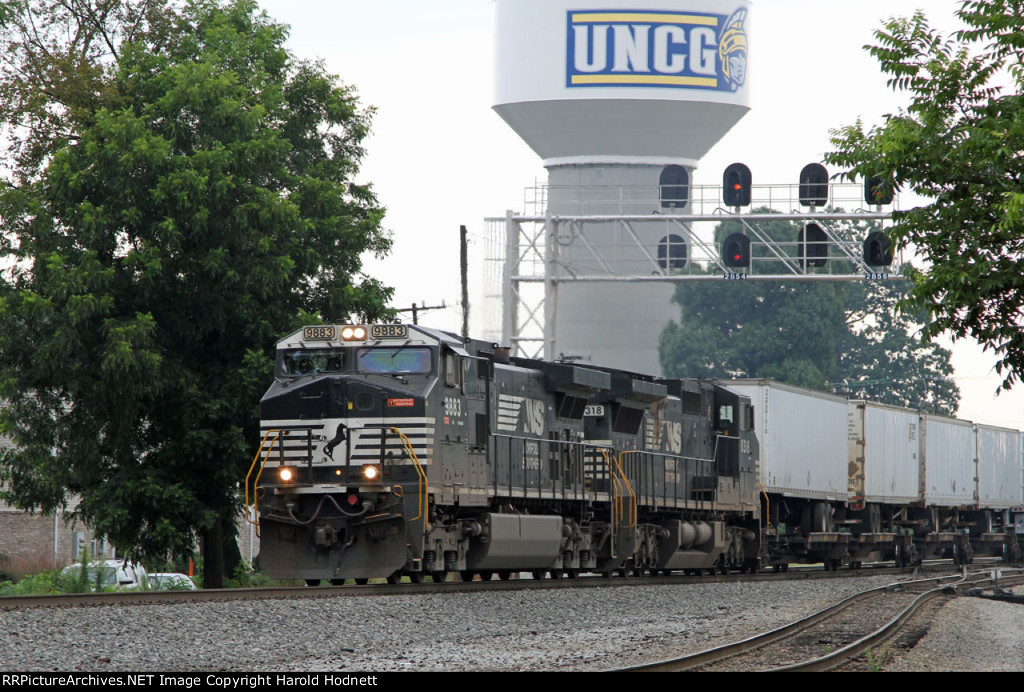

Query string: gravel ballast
[1,576,1021,672]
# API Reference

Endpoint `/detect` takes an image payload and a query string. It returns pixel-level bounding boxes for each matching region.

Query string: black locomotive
[250,323,761,583]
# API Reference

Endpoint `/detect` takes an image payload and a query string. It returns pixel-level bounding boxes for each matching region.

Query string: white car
[60,559,148,590]
[146,573,197,590]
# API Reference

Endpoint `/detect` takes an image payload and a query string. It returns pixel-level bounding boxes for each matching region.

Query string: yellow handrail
[615,451,639,528]
[601,449,624,532]
[245,429,284,534]
[390,427,428,522]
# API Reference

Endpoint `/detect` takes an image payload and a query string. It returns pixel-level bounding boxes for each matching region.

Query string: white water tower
[493,0,751,374]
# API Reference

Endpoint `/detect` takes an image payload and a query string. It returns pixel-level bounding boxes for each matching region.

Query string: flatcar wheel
[661,569,673,577]
[531,569,545,580]
[386,572,402,584]
[430,571,448,583]
[330,579,345,586]
[409,572,424,584]
[565,568,579,579]
[498,571,512,581]
[549,569,562,580]
[305,579,321,587]
[461,571,476,582]
[479,571,493,581]
[601,571,613,579]
[354,578,369,585]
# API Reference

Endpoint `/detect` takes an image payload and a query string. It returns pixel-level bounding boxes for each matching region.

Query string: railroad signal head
[863,231,894,266]
[660,165,689,209]
[798,163,829,207]
[657,233,688,270]
[799,223,828,269]
[722,163,752,207]
[722,232,751,268]
[864,175,895,206]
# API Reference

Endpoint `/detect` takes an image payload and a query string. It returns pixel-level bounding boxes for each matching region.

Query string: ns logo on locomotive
[566,7,748,91]
[249,323,761,583]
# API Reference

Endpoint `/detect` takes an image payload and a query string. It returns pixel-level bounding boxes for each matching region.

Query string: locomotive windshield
[357,347,432,375]
[278,349,346,377]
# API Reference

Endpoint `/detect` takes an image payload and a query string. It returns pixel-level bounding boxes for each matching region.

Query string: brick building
[0,495,112,579]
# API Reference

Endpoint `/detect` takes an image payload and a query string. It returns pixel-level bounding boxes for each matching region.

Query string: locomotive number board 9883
[371,324,408,339]
[302,326,337,340]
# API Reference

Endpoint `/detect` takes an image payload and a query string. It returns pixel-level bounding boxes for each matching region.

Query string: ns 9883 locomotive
[249,323,761,583]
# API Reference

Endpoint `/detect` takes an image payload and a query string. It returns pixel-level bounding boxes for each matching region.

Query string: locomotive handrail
[245,429,285,535]
[614,451,639,528]
[600,449,625,532]
[390,427,428,522]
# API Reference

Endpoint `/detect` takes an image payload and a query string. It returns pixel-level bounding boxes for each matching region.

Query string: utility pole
[394,301,446,325]
[461,224,469,338]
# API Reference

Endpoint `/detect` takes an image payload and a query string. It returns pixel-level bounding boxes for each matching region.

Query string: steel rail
[618,572,971,672]
[620,569,1024,672]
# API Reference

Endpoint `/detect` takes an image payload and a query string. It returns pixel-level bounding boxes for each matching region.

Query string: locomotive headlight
[361,464,382,483]
[341,325,368,341]
[278,467,295,483]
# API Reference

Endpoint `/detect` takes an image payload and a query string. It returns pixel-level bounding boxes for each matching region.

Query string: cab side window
[445,351,463,389]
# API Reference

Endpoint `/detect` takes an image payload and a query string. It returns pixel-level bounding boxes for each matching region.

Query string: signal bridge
[483,175,901,360]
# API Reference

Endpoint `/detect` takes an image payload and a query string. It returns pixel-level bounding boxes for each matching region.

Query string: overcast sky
[253,1,1023,428]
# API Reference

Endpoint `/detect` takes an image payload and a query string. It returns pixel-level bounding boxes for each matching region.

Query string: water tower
[492,0,751,374]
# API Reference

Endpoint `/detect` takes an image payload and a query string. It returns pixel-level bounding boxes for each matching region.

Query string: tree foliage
[659,214,960,415]
[827,0,1024,391]
[0,0,392,584]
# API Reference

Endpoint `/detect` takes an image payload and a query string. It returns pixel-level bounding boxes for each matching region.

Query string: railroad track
[619,568,1024,672]
[0,560,1009,611]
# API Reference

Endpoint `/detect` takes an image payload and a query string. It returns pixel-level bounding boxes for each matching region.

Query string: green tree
[827,0,1024,391]
[659,215,959,414]
[0,0,392,587]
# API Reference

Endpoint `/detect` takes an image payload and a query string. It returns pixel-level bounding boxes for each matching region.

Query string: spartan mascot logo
[718,8,748,91]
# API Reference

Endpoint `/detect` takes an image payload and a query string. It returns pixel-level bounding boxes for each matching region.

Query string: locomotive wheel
[479,571,494,581]
[565,568,579,579]
[461,571,476,582]
[386,572,402,584]
[409,572,425,584]
[549,569,562,580]
[531,569,545,580]
[429,571,448,583]
[498,571,512,581]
